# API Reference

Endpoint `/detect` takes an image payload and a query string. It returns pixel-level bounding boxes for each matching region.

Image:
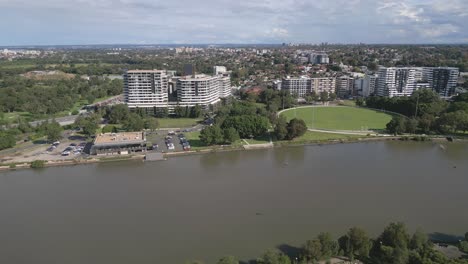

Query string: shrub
[30,160,46,169]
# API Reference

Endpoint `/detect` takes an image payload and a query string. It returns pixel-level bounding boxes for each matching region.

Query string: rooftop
[126,69,166,73]
[94,132,146,146]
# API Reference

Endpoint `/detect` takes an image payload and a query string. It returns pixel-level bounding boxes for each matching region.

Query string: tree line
[361,90,468,135]
[190,223,468,264]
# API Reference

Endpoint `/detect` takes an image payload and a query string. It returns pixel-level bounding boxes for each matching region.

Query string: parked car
[61,151,70,156]
[52,141,60,146]
[167,143,175,150]
[168,131,175,135]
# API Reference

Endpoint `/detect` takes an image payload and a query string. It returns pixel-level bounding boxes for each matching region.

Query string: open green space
[281,106,393,131]
[158,118,201,128]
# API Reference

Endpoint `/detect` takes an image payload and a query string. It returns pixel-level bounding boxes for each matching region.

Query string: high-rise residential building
[355,75,378,97]
[213,66,227,75]
[281,76,310,97]
[124,70,168,109]
[310,77,336,94]
[124,69,230,112]
[176,74,222,108]
[308,52,330,64]
[376,67,423,97]
[282,76,336,97]
[423,67,459,97]
[336,76,354,98]
[218,73,232,98]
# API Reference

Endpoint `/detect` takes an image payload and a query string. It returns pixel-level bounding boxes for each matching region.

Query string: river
[0,141,467,264]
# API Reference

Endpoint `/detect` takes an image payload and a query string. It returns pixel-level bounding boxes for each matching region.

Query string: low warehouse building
[91,132,146,155]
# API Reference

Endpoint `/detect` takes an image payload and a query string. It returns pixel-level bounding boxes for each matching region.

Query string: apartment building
[355,75,378,97]
[423,67,459,97]
[124,70,168,109]
[376,67,422,97]
[176,74,222,108]
[336,76,354,98]
[281,76,310,97]
[282,76,336,97]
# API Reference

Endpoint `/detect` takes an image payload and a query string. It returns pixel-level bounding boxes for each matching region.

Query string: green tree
[123,113,145,131]
[370,222,410,264]
[303,239,323,261]
[200,126,224,145]
[286,118,307,140]
[108,104,130,124]
[190,105,202,118]
[174,105,184,118]
[257,250,291,264]
[144,117,159,131]
[216,256,239,264]
[386,116,406,135]
[0,132,16,150]
[274,115,288,140]
[405,118,418,134]
[339,227,371,260]
[46,120,63,142]
[223,127,240,144]
[329,93,337,101]
[318,232,338,259]
[30,160,46,168]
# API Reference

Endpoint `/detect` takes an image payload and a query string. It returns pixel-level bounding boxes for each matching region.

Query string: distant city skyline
[0,0,467,46]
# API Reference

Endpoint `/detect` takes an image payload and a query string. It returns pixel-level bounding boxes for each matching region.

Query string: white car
[168,143,175,150]
[61,151,70,156]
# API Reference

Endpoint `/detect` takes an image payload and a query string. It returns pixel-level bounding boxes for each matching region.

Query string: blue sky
[0,0,467,45]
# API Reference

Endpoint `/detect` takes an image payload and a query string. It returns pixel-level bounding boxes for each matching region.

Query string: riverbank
[1,134,459,172]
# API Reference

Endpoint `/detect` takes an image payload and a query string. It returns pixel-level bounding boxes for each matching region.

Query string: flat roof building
[91,132,146,155]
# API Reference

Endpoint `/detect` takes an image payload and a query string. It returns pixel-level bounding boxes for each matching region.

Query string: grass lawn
[158,118,202,128]
[281,106,393,131]
[292,131,363,142]
[184,131,244,150]
[244,133,271,144]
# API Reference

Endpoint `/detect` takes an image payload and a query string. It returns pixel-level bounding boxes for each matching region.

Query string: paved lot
[146,129,195,153]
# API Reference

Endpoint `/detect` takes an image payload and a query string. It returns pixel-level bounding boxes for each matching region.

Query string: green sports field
[281,106,393,131]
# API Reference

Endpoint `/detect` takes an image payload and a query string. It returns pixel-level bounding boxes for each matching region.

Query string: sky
[0,0,467,45]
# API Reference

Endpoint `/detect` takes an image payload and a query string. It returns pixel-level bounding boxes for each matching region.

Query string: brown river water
[1,141,467,264]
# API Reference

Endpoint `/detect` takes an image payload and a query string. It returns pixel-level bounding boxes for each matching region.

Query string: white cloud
[0,0,466,44]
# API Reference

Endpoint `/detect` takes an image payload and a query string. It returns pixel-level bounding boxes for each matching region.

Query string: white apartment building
[376,67,423,97]
[355,75,378,97]
[213,66,227,75]
[218,74,232,98]
[124,70,168,109]
[176,74,222,108]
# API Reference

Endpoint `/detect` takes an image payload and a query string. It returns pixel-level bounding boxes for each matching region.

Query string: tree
[339,227,371,260]
[223,127,240,144]
[287,118,307,140]
[108,104,130,124]
[144,117,159,131]
[216,256,239,264]
[46,120,63,142]
[370,222,410,264]
[274,115,288,140]
[320,91,329,103]
[329,93,337,101]
[303,239,323,261]
[386,116,406,135]
[200,126,224,145]
[123,113,145,131]
[318,232,338,259]
[174,105,184,118]
[190,105,202,118]
[0,132,15,150]
[355,98,365,107]
[405,118,418,134]
[257,250,291,264]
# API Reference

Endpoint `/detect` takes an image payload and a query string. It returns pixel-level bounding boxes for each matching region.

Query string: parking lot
[146,129,194,153]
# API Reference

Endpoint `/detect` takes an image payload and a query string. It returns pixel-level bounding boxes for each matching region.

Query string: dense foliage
[364,90,468,135]
[197,223,468,264]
